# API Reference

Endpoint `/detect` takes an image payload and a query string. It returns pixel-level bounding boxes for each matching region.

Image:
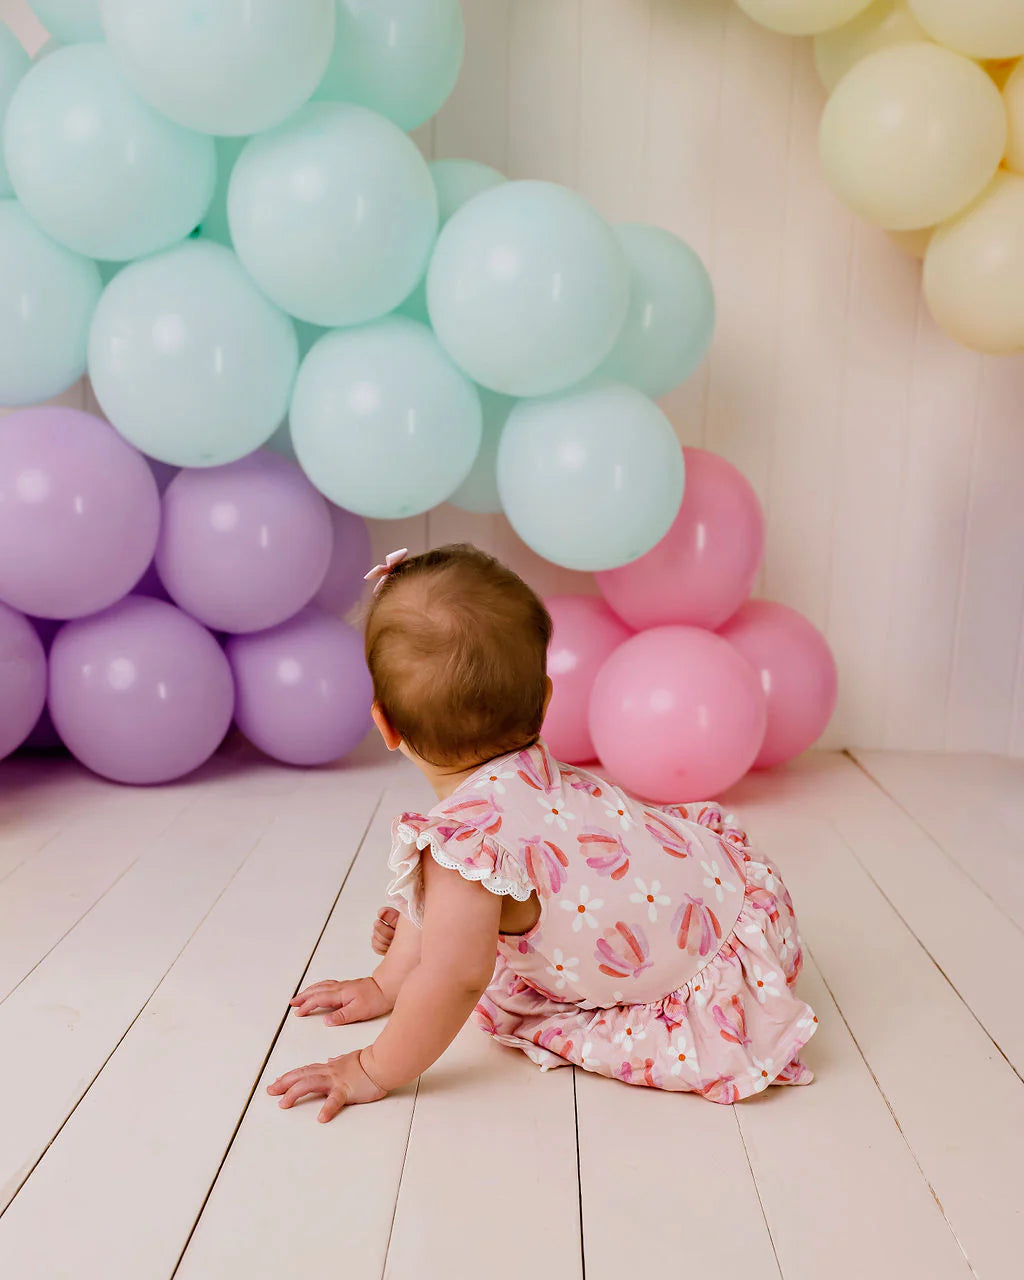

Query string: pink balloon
[313,504,372,617]
[589,625,767,803]
[156,451,333,634]
[48,596,234,784]
[0,407,160,619]
[718,600,837,768]
[596,447,764,630]
[542,595,632,763]
[227,607,373,766]
[0,602,47,761]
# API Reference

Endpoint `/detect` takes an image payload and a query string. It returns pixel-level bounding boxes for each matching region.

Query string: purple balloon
[0,407,160,619]
[22,616,64,752]
[0,602,47,761]
[155,451,333,634]
[313,505,372,617]
[227,607,373,766]
[131,558,171,602]
[49,596,234,784]
[146,457,179,495]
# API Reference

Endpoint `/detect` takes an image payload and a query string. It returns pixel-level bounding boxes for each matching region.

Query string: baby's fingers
[289,979,336,1006]
[267,1063,319,1095]
[275,1070,331,1110]
[318,1087,349,1123]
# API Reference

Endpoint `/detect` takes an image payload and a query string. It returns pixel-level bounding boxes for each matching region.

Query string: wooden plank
[731,755,1024,1279]
[738,958,970,1280]
[576,1060,780,1280]
[851,750,1024,933]
[433,0,511,167]
[385,1031,582,1280]
[176,774,425,1280]
[506,0,582,184]
[0,777,297,1211]
[0,762,390,1279]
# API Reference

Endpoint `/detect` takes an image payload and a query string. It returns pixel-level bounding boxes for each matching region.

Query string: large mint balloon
[196,135,246,247]
[27,1,101,43]
[598,224,715,399]
[290,316,482,519]
[3,44,214,260]
[314,0,464,131]
[497,380,685,572]
[427,180,629,396]
[88,240,298,467]
[447,388,515,515]
[229,102,437,326]
[0,23,30,196]
[0,199,101,405]
[400,157,506,324]
[100,0,334,136]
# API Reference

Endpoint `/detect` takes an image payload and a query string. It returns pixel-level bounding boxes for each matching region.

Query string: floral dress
[386,740,817,1103]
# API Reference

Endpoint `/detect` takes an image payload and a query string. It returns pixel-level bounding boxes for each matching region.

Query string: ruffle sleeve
[386,812,534,927]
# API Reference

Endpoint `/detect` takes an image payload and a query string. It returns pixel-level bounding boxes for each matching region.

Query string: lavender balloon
[313,505,372,617]
[227,607,373,766]
[22,615,63,752]
[48,596,234,784]
[0,407,160,619]
[0,602,47,761]
[155,452,333,634]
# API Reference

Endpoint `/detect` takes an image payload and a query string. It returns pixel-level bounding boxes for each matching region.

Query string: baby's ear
[541,675,554,718]
[372,701,403,752]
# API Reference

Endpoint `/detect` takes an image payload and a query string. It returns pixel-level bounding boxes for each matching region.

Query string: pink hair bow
[364,547,409,595]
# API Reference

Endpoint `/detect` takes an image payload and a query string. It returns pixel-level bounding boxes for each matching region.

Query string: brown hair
[364,544,552,768]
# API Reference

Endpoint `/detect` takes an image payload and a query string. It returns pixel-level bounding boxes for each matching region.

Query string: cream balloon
[907,0,1024,60]
[814,0,929,91]
[1004,62,1024,173]
[923,173,1024,354]
[736,0,872,37]
[888,226,932,259]
[819,42,1005,230]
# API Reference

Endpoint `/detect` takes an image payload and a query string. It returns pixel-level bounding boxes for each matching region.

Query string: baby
[268,544,817,1122]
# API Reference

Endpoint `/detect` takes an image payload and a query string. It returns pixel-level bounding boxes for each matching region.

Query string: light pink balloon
[595,447,764,630]
[718,599,837,768]
[542,594,632,763]
[589,625,767,803]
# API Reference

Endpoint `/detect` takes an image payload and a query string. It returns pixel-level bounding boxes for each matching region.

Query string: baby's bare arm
[371,910,423,1004]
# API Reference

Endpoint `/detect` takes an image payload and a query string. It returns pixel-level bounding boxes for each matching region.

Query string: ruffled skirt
[472,853,818,1103]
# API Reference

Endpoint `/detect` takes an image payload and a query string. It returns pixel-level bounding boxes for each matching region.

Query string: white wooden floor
[0,743,1021,1280]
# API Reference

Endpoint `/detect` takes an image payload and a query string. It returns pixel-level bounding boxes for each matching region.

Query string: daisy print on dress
[540,795,576,831]
[521,835,569,898]
[613,1017,647,1051]
[751,963,781,1002]
[561,884,603,932]
[578,827,630,880]
[668,1027,697,1077]
[545,949,580,991]
[468,761,518,795]
[672,894,723,957]
[629,877,671,922]
[600,795,635,831]
[643,809,697,859]
[595,922,652,981]
[748,1056,775,1089]
[701,859,736,905]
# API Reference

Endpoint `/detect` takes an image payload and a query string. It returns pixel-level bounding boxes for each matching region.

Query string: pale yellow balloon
[907,0,1024,60]
[983,57,1019,90]
[1004,61,1024,172]
[819,42,1006,230]
[923,172,1024,353]
[735,0,873,38]
[814,1,930,91]
[888,226,933,258]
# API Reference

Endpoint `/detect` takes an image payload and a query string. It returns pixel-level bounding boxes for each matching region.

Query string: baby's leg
[372,907,399,956]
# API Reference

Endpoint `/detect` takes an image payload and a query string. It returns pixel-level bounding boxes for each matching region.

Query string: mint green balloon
[448,388,515,514]
[88,240,298,467]
[399,157,506,324]
[0,199,101,405]
[290,316,482,519]
[196,135,246,247]
[496,380,685,572]
[100,0,335,136]
[229,102,437,326]
[427,180,630,396]
[598,224,715,398]
[27,1,101,43]
[314,0,463,131]
[3,44,214,260]
[0,24,30,197]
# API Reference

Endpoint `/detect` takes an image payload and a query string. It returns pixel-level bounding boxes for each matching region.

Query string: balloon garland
[736,0,1024,355]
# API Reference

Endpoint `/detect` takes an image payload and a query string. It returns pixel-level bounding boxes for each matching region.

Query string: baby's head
[364,544,553,771]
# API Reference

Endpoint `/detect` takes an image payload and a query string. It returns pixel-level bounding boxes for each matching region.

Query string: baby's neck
[408,740,536,802]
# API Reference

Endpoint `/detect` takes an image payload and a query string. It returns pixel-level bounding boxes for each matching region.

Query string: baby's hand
[289,976,391,1025]
[267,1049,386,1123]
[372,906,399,956]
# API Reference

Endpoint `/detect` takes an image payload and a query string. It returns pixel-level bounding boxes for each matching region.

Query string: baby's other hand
[267,1049,386,1123]
[372,906,399,956]
[289,976,391,1025]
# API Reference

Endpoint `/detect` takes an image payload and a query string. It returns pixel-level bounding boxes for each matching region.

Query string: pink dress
[386,740,818,1103]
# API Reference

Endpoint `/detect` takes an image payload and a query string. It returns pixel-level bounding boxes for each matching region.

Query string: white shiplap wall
[4,0,1024,755]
